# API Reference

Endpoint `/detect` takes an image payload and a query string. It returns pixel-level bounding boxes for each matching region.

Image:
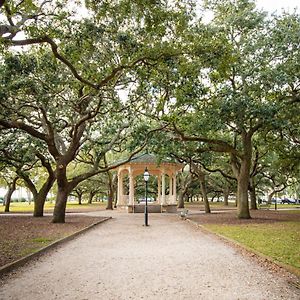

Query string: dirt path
[0,211,299,300]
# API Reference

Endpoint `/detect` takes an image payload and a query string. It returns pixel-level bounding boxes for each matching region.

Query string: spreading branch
[171,123,242,158]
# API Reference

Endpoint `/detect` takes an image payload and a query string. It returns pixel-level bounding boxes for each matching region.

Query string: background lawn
[1,201,106,213]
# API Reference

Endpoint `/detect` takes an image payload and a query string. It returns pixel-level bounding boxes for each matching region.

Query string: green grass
[259,203,300,210]
[19,238,55,257]
[185,201,237,207]
[204,222,300,272]
[271,204,300,209]
[184,201,300,210]
[31,237,53,243]
[1,201,106,213]
[281,210,300,214]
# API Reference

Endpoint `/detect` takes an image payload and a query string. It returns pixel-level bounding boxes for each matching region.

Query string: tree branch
[0,119,48,141]
[171,123,241,158]
[6,37,99,89]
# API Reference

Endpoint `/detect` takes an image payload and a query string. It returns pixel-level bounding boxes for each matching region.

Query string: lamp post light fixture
[144,167,150,226]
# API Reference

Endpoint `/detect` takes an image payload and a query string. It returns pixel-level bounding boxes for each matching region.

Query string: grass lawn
[186,208,300,276]
[185,201,237,209]
[1,201,106,213]
[184,201,300,210]
[204,218,300,274]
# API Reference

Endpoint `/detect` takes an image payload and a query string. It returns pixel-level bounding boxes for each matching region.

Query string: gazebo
[116,153,183,213]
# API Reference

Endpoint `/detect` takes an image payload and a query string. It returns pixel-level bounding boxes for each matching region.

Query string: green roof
[127,153,176,164]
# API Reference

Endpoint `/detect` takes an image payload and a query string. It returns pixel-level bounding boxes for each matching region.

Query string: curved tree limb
[7,37,99,89]
[171,123,242,158]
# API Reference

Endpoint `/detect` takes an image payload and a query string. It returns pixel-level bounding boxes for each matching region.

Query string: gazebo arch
[116,153,182,213]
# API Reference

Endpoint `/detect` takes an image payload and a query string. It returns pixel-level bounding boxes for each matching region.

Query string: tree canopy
[1,0,299,221]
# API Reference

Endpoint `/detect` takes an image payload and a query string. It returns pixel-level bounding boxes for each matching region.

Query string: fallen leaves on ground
[0,215,106,267]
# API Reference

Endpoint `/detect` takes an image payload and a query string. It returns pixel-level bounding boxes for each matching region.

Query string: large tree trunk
[106,172,115,210]
[236,160,251,219]
[106,189,114,210]
[177,173,192,209]
[249,178,257,210]
[33,175,55,217]
[231,133,252,219]
[20,169,55,217]
[114,191,117,208]
[53,186,70,223]
[88,192,94,204]
[52,165,71,223]
[78,193,82,205]
[4,196,11,213]
[191,164,210,213]
[199,175,210,213]
[223,186,229,206]
[4,177,18,213]
[177,190,185,208]
[34,193,47,217]
[106,180,114,210]
[19,154,55,217]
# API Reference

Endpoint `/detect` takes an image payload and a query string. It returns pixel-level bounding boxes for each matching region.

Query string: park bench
[180,209,189,219]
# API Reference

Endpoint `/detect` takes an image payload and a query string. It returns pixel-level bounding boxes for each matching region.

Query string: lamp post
[144,167,150,226]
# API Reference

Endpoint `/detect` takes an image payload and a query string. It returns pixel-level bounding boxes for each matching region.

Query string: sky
[256,0,299,13]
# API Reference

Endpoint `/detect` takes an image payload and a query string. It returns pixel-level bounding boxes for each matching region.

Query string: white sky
[256,0,299,13]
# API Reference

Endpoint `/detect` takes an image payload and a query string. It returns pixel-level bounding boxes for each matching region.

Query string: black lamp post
[144,167,150,226]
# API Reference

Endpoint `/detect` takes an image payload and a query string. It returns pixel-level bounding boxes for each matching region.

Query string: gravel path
[0,211,299,300]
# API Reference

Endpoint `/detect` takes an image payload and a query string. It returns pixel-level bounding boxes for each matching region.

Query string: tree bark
[249,178,257,210]
[236,160,251,219]
[52,164,72,223]
[113,191,117,208]
[106,190,114,210]
[199,175,211,213]
[4,177,18,213]
[52,186,70,223]
[34,173,55,217]
[88,191,94,204]
[34,193,45,217]
[177,173,192,209]
[177,190,185,208]
[78,193,82,205]
[106,172,116,210]
[20,170,55,217]
[223,186,229,206]
[231,132,252,219]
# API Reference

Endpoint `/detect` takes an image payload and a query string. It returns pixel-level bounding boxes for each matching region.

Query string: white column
[117,170,123,205]
[168,175,173,205]
[157,175,161,204]
[162,173,166,205]
[173,174,177,204]
[129,168,134,205]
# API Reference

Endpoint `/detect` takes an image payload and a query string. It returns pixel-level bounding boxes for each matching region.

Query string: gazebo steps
[126,204,177,213]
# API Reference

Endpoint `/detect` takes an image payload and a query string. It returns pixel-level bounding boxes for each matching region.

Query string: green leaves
[0,0,299,211]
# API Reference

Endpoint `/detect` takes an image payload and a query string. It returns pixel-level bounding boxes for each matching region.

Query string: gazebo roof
[116,153,182,177]
[128,153,176,165]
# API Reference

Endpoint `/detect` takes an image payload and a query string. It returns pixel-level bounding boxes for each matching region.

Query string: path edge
[184,218,300,282]
[0,217,112,277]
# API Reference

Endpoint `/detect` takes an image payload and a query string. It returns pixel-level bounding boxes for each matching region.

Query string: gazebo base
[125,204,177,213]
